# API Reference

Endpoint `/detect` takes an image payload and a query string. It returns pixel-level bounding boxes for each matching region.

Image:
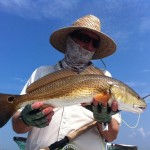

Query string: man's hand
[20,102,54,128]
[92,99,118,124]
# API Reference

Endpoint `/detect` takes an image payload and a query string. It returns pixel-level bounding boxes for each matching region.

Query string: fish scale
[17,75,106,106]
[0,69,147,128]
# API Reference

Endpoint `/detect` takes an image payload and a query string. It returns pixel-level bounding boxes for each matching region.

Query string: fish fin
[0,93,16,128]
[94,92,111,103]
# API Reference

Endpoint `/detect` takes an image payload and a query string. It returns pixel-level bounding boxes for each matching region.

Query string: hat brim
[50,27,116,59]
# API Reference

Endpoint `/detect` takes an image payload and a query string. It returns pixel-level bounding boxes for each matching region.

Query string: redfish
[0,69,146,128]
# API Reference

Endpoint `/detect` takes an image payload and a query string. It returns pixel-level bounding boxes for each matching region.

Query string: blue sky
[0,0,150,149]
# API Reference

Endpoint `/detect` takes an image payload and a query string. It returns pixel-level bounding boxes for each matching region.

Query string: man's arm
[97,118,119,142]
[12,102,54,134]
[12,111,32,133]
[93,99,120,142]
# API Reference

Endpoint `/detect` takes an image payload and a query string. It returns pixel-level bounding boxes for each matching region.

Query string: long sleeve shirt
[20,62,121,150]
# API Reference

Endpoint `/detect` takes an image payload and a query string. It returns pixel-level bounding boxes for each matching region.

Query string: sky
[0,0,150,149]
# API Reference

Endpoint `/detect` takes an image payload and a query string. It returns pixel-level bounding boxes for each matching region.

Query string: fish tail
[0,93,17,128]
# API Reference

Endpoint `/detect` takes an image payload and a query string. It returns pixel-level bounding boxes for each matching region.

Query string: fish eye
[137,95,141,99]
[8,96,15,103]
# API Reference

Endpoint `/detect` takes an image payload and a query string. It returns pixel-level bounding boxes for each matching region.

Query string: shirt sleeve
[102,70,112,77]
[20,68,39,95]
[20,65,56,95]
[112,112,121,124]
[18,65,56,111]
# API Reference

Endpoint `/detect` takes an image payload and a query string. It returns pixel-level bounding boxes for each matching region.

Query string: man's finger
[42,107,54,116]
[92,98,99,106]
[31,101,44,110]
[111,101,118,112]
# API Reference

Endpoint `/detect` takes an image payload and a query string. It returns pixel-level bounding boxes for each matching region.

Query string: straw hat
[50,15,116,59]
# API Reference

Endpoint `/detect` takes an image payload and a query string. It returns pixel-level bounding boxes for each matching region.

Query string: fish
[0,68,147,128]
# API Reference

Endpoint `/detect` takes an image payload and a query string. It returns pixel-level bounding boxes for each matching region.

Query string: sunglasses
[70,32,100,49]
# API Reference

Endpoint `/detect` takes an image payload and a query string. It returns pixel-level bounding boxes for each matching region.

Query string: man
[12,14,121,150]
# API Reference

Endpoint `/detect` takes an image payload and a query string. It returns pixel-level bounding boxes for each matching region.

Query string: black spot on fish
[8,96,15,103]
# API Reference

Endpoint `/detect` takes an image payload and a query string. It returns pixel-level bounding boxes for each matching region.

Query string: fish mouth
[133,105,146,113]
[118,101,146,114]
[133,105,146,112]
[138,106,146,111]
[134,104,146,110]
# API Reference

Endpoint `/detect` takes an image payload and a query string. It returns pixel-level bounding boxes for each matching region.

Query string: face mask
[62,37,94,71]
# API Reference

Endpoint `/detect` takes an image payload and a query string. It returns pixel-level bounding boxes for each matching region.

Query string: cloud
[139,17,150,33]
[0,0,80,19]
[125,81,147,88]
[128,128,150,138]
[0,76,25,93]
[13,77,25,83]
[137,128,146,137]
[128,131,136,138]
[112,30,133,50]
[142,69,150,73]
